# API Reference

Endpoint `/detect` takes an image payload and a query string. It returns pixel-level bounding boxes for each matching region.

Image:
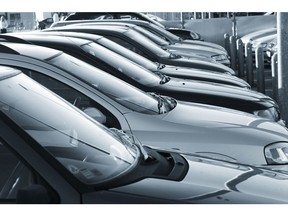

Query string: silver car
[60,22,231,66]
[24,30,249,88]
[0,42,288,167]
[241,28,277,46]
[45,24,236,74]
[50,19,226,52]
[2,65,288,204]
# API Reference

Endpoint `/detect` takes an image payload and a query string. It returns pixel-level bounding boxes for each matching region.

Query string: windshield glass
[81,42,161,86]
[148,23,181,41]
[96,37,158,71]
[124,29,171,58]
[0,72,139,184]
[133,26,170,46]
[97,38,157,71]
[47,52,161,114]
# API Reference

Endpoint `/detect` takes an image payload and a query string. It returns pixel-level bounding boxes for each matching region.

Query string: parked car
[250,34,277,52]
[35,17,54,30]
[27,31,249,88]
[68,22,230,66]
[61,12,202,40]
[44,25,236,74]
[2,65,288,204]
[240,28,277,46]
[250,34,277,62]
[145,13,166,22]
[4,33,281,123]
[0,42,288,166]
[50,19,225,52]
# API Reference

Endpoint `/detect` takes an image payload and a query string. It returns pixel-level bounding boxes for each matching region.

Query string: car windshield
[81,42,161,86]
[47,52,164,114]
[0,71,140,185]
[96,37,158,71]
[124,29,171,58]
[133,26,170,46]
[148,23,181,42]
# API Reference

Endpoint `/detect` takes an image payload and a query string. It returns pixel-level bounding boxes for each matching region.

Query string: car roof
[66,12,145,20]
[72,21,138,29]
[64,12,165,28]
[51,24,131,34]
[6,33,92,47]
[0,65,21,81]
[0,41,62,60]
[51,18,152,29]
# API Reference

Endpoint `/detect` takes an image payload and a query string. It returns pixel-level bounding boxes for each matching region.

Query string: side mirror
[83,107,107,124]
[16,184,52,204]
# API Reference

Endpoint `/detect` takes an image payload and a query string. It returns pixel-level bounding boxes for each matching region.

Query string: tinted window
[22,68,121,129]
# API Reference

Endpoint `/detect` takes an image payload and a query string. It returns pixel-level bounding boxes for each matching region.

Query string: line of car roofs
[1,14,288,203]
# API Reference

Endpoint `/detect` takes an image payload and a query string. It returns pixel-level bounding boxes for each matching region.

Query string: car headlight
[211,54,228,61]
[265,142,288,164]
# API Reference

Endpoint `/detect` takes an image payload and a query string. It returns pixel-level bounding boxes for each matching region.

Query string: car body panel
[241,28,277,45]
[44,25,236,74]
[0,43,288,166]
[62,12,201,40]
[250,34,277,52]
[51,19,226,51]
[160,65,249,87]
[0,35,278,120]
[104,156,288,204]
[31,30,248,87]
[123,101,288,164]
[67,22,230,65]
[1,70,288,204]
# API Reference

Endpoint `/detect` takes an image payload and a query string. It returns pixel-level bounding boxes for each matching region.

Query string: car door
[0,108,83,204]
[0,126,64,204]
[0,140,50,203]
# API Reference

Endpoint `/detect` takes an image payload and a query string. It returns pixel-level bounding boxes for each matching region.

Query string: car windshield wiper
[169,53,181,59]
[149,92,168,114]
[110,128,150,161]
[157,63,166,70]
[155,72,171,84]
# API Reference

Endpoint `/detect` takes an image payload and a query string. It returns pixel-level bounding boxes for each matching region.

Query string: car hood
[179,39,227,53]
[165,55,235,75]
[241,28,277,44]
[166,43,227,57]
[251,34,277,51]
[164,78,272,105]
[164,46,219,63]
[107,155,288,203]
[165,46,217,62]
[124,102,288,165]
[160,65,250,88]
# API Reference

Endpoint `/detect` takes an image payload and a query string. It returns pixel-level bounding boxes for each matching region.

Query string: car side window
[0,141,59,203]
[0,141,20,199]
[22,68,121,129]
[0,141,36,202]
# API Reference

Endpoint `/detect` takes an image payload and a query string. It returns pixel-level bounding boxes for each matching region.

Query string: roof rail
[0,44,20,55]
[0,34,32,45]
